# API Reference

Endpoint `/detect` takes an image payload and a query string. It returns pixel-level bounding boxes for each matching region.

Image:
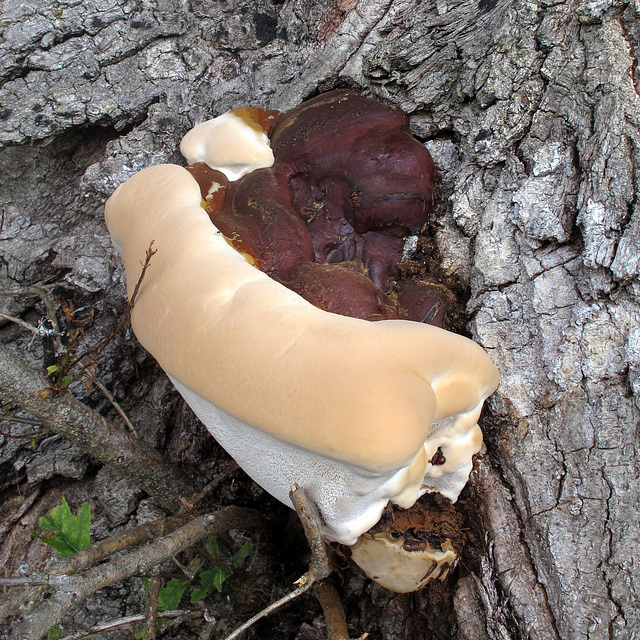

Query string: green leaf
[46,365,60,376]
[190,567,231,603]
[134,627,146,639]
[205,536,220,558]
[158,578,189,611]
[48,628,63,640]
[232,539,254,566]
[141,577,151,610]
[34,498,91,557]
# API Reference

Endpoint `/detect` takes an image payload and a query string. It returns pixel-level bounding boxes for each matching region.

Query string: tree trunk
[1,0,638,638]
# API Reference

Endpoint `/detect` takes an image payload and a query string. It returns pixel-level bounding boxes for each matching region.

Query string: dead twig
[129,242,157,306]
[93,378,138,436]
[223,484,351,640]
[0,312,38,334]
[290,483,331,580]
[49,515,189,577]
[291,484,354,640]
[65,242,156,374]
[182,462,241,511]
[315,582,351,640]
[223,575,316,640]
[145,574,162,639]
[55,609,201,640]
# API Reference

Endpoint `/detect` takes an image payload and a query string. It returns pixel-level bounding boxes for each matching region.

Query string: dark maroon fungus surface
[187,90,447,323]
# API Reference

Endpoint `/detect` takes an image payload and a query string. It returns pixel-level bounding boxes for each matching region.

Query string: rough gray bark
[1,0,639,639]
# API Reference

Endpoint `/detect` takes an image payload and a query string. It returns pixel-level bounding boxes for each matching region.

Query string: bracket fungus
[104,90,499,593]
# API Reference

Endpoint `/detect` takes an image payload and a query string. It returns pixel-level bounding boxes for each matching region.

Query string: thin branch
[93,378,138,436]
[9,507,264,640]
[184,462,241,510]
[290,484,356,640]
[65,242,156,372]
[56,610,201,640]
[129,242,157,306]
[0,342,195,511]
[223,575,315,640]
[49,515,191,576]
[315,582,351,640]
[222,484,341,640]
[289,483,331,580]
[0,312,38,334]
[171,555,197,581]
[145,574,162,639]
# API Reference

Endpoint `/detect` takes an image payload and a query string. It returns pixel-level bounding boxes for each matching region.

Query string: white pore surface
[179,112,274,181]
[171,376,483,546]
[420,414,483,500]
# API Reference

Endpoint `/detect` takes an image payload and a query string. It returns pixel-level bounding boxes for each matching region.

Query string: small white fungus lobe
[179,112,274,181]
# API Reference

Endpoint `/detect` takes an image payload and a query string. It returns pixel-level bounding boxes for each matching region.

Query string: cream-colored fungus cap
[179,109,275,181]
[104,164,499,546]
[350,534,457,593]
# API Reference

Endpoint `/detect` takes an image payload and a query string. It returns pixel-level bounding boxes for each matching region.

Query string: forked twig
[223,484,353,640]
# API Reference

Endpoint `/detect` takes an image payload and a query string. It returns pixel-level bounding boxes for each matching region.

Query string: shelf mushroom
[104,91,499,593]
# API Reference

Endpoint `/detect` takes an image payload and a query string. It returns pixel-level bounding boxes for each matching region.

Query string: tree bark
[1,0,639,638]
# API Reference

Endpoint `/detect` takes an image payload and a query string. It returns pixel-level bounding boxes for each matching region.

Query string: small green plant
[45,364,72,389]
[159,578,189,610]
[232,538,254,565]
[190,536,254,603]
[33,497,91,557]
[190,566,231,603]
[35,498,255,638]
